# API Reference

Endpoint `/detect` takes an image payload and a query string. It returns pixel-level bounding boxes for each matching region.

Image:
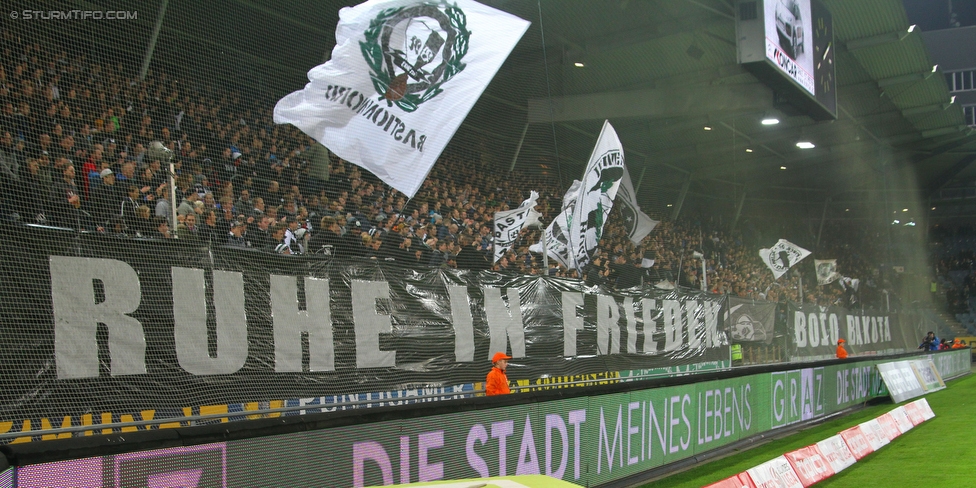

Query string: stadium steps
[934,311,970,338]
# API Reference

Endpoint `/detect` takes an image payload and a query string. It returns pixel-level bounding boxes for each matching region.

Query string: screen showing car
[764,0,815,95]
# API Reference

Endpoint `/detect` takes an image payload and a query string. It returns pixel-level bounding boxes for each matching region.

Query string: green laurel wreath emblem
[359,2,470,113]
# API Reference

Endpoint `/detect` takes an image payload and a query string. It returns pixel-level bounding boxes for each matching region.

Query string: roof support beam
[564,18,731,59]
[877,72,932,88]
[926,154,976,197]
[527,83,773,123]
[902,103,950,117]
[845,29,913,52]
[684,0,735,20]
[921,125,971,139]
[910,132,976,164]
[672,176,692,220]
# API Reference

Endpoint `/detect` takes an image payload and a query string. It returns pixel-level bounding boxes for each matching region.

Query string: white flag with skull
[759,239,811,279]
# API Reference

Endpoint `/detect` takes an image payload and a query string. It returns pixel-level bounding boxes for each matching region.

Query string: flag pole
[169,161,177,229]
[540,194,549,272]
[692,251,706,291]
[798,272,804,304]
[676,254,684,290]
[532,193,549,276]
[516,193,546,272]
[541,230,549,273]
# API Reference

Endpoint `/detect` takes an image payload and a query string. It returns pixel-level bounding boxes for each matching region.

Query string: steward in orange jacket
[836,338,848,359]
[486,352,512,396]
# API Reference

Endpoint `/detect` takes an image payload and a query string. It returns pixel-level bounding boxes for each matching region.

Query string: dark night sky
[903,0,976,30]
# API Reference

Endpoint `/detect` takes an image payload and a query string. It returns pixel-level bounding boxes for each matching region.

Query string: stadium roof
[485,0,974,214]
[53,0,976,218]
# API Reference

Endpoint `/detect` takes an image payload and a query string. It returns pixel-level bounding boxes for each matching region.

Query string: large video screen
[764,0,815,95]
[738,0,835,120]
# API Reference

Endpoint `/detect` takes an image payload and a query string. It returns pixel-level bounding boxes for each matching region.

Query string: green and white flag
[569,120,625,270]
[531,121,625,271]
[616,168,658,245]
[274,0,530,198]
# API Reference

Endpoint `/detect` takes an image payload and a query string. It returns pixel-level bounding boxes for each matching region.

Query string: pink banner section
[814,435,856,474]
[113,442,226,488]
[858,419,890,451]
[703,473,757,488]
[707,399,937,488]
[915,398,935,420]
[902,402,926,425]
[146,469,203,488]
[887,407,914,433]
[746,456,804,488]
[839,425,874,460]
[783,445,834,487]
[875,413,902,441]
[17,458,102,488]
[15,441,227,488]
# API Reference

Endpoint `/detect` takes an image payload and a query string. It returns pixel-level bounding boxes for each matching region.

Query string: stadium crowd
[0,27,885,308]
[931,225,976,330]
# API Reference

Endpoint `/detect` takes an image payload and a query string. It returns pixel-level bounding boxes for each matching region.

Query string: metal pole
[169,161,177,229]
[924,196,932,254]
[635,165,647,192]
[139,0,170,80]
[816,196,831,248]
[676,254,684,289]
[672,176,691,220]
[700,255,707,291]
[731,190,747,232]
[798,273,804,303]
[541,228,550,272]
[509,122,529,172]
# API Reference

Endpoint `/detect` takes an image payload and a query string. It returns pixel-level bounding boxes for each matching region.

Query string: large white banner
[492,191,541,263]
[616,168,658,245]
[274,0,530,198]
[759,238,811,279]
[875,360,935,404]
[530,121,625,271]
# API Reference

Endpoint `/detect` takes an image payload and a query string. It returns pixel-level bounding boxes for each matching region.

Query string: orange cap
[492,352,512,363]
[838,338,845,343]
